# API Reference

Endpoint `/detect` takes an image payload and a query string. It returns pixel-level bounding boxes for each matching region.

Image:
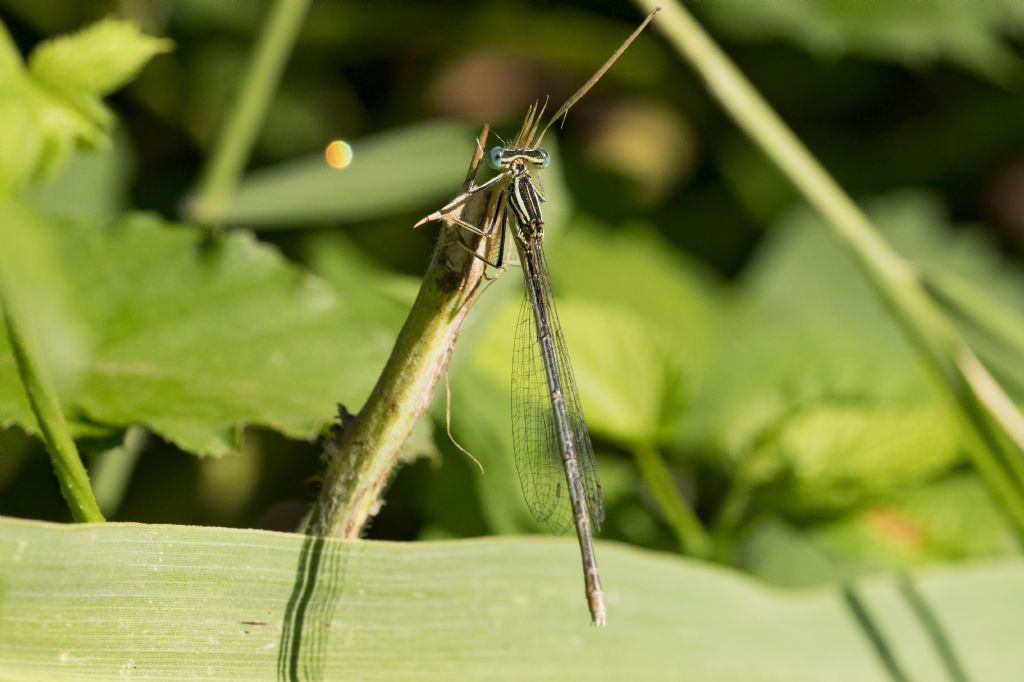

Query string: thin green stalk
[632,444,712,557]
[91,426,147,517]
[305,127,497,539]
[639,0,1024,536]
[0,285,103,523]
[711,448,773,550]
[188,0,310,225]
[711,402,808,549]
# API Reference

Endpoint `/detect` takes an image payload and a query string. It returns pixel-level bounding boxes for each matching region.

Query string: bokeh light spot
[325,140,353,169]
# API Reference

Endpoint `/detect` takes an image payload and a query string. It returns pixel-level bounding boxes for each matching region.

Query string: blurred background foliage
[1,0,1023,589]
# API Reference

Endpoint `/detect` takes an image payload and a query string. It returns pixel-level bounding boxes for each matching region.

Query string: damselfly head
[488,147,550,170]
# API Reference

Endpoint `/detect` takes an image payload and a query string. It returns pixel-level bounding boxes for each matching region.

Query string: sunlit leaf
[3,517,1024,680]
[0,20,22,80]
[28,18,172,96]
[740,475,1017,588]
[467,293,681,450]
[0,18,166,192]
[0,202,408,455]
[775,405,958,512]
[551,216,719,382]
[681,192,1024,509]
[25,129,132,223]
[813,475,1017,570]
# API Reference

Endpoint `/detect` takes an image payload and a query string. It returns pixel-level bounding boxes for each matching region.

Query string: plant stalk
[632,444,712,557]
[0,271,103,523]
[188,0,310,225]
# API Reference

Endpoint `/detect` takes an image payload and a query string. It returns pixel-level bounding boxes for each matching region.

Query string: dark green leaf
[702,0,1023,81]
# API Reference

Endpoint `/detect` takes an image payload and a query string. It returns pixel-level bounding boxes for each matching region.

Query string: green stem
[712,449,770,551]
[711,402,807,547]
[711,473,754,557]
[632,444,712,557]
[0,286,103,523]
[188,0,311,225]
[91,426,147,517]
[305,127,496,539]
[640,0,1024,537]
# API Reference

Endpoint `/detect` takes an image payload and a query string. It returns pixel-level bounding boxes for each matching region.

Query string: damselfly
[418,8,660,626]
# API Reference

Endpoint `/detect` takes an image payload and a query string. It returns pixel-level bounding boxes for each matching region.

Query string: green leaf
[776,405,959,513]
[0,202,408,455]
[447,363,535,534]
[446,328,654,536]
[25,128,132,223]
[562,300,683,445]
[25,18,170,166]
[701,0,1024,81]
[682,192,1024,509]
[302,231,419,309]
[0,17,166,193]
[28,18,172,96]
[0,23,41,193]
[466,294,680,449]
[679,310,929,467]
[880,193,1024,316]
[735,517,851,587]
[551,215,719,386]
[220,121,479,227]
[0,21,23,83]
[2,517,1024,680]
[0,85,45,195]
[813,475,1018,569]
[741,475,1017,588]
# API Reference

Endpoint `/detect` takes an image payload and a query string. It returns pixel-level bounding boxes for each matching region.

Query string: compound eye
[538,149,550,168]
[488,147,504,170]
